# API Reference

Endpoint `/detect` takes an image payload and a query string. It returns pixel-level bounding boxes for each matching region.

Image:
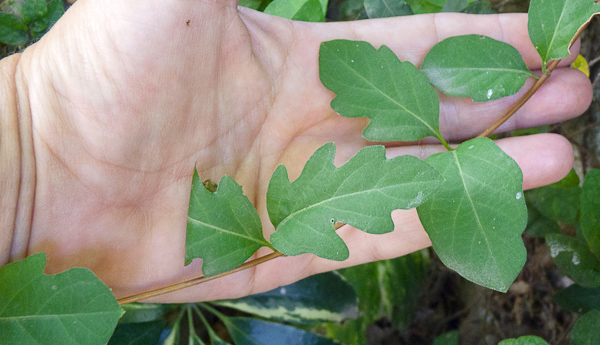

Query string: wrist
[0,53,35,267]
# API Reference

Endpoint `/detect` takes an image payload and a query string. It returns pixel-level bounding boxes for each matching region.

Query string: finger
[439,67,593,140]
[304,13,578,69]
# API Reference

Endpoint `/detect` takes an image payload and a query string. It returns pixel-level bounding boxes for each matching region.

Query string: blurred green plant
[0,0,64,47]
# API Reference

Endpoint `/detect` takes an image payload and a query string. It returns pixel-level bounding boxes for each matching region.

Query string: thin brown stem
[477,59,560,138]
[478,20,591,138]
[117,251,284,305]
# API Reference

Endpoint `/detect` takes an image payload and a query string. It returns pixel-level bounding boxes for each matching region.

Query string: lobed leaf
[319,40,443,142]
[421,35,534,102]
[545,233,600,288]
[363,0,412,18]
[0,253,124,345]
[416,137,527,292]
[186,170,270,277]
[268,143,442,260]
[581,169,600,254]
[528,0,600,70]
[215,272,357,324]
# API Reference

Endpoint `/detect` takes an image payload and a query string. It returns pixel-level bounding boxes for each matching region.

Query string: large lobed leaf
[420,35,534,102]
[319,40,443,142]
[186,170,270,277]
[417,137,527,292]
[528,0,600,69]
[268,143,442,260]
[0,253,124,345]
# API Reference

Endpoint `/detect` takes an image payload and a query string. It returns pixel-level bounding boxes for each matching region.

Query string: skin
[0,0,592,302]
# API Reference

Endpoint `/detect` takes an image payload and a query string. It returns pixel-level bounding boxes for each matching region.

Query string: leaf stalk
[117,251,284,305]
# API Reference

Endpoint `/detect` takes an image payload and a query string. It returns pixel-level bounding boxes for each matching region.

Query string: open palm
[12,0,591,301]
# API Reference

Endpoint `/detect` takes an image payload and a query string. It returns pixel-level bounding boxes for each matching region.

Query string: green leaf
[268,143,442,260]
[21,0,47,24]
[186,170,270,277]
[545,234,600,288]
[417,137,527,292]
[405,0,446,13]
[528,0,600,70]
[225,317,338,345]
[0,253,124,345]
[264,0,326,22]
[118,303,172,324]
[363,0,413,18]
[107,320,166,345]
[525,182,580,224]
[498,335,550,345]
[239,0,263,9]
[215,272,357,323]
[45,0,65,25]
[0,13,28,46]
[433,330,459,345]
[524,206,561,238]
[570,309,600,345]
[420,35,534,102]
[581,169,600,254]
[319,40,443,142]
[552,284,600,314]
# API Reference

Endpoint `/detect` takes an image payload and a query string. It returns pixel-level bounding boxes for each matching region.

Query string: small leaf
[570,309,600,345]
[581,169,600,254]
[498,335,550,345]
[264,0,325,22]
[319,40,443,142]
[363,0,412,18]
[224,317,339,345]
[433,330,459,345]
[545,234,600,288]
[0,13,28,46]
[107,320,166,345]
[417,137,527,292]
[405,0,446,13]
[528,0,600,70]
[420,35,534,102]
[0,253,124,345]
[186,170,270,276]
[552,284,600,314]
[268,143,442,260]
[215,272,357,323]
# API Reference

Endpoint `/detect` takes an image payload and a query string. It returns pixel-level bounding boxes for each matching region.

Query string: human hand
[5,0,591,302]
